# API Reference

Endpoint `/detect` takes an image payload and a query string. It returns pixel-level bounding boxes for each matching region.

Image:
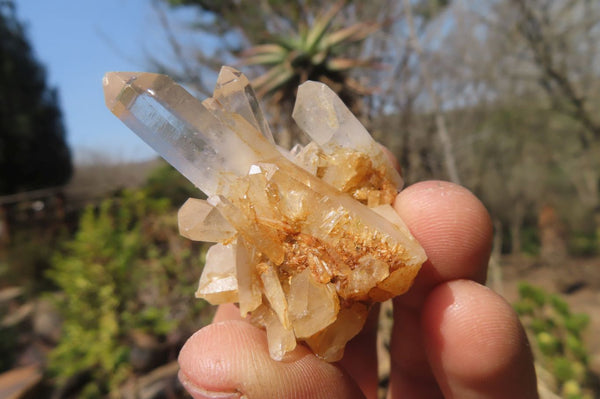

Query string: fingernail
[178,370,243,399]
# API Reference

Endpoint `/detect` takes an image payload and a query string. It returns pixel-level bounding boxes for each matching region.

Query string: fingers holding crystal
[104,64,523,399]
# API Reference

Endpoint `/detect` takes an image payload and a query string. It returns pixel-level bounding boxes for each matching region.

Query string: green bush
[47,190,209,397]
[515,282,593,398]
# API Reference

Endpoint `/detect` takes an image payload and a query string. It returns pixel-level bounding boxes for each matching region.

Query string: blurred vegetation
[515,282,595,399]
[46,189,208,397]
[0,229,63,293]
[143,162,200,207]
[0,155,210,397]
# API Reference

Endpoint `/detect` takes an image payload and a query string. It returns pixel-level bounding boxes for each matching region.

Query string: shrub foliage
[47,190,208,397]
[515,282,594,399]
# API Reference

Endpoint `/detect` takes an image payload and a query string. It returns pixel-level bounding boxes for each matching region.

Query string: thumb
[178,320,366,399]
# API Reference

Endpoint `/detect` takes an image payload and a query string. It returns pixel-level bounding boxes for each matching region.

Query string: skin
[177,180,539,399]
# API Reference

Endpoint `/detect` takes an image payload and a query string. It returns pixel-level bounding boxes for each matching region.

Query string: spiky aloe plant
[241,2,380,111]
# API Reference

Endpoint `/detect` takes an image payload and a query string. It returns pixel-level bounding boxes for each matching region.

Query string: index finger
[393,180,493,309]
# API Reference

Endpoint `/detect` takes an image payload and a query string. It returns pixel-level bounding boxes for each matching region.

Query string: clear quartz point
[178,198,235,242]
[196,242,239,304]
[212,66,276,144]
[102,71,279,196]
[293,81,404,193]
[103,68,427,362]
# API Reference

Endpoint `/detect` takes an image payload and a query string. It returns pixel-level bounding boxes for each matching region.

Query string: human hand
[177,181,539,399]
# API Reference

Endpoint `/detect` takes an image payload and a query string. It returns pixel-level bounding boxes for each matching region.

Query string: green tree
[0,0,72,195]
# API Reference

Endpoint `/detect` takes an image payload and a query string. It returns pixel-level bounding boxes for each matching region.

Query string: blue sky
[16,0,186,163]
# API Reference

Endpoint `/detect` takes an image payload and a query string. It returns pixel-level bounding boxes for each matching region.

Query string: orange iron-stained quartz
[103,66,427,362]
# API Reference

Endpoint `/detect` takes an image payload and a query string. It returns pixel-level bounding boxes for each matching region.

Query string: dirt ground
[499,255,600,376]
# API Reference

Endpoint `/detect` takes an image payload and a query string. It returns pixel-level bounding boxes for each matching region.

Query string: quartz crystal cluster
[103,67,427,362]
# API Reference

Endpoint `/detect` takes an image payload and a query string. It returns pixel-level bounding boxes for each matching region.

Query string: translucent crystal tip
[102,71,140,112]
[216,65,243,86]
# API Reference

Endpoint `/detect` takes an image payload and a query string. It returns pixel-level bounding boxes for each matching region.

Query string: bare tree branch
[510,0,600,144]
[402,0,461,184]
[151,2,213,96]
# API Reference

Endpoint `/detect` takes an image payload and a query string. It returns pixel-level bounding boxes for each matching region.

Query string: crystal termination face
[103,66,427,362]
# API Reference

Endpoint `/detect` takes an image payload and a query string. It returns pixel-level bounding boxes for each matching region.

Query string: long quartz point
[103,72,280,196]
